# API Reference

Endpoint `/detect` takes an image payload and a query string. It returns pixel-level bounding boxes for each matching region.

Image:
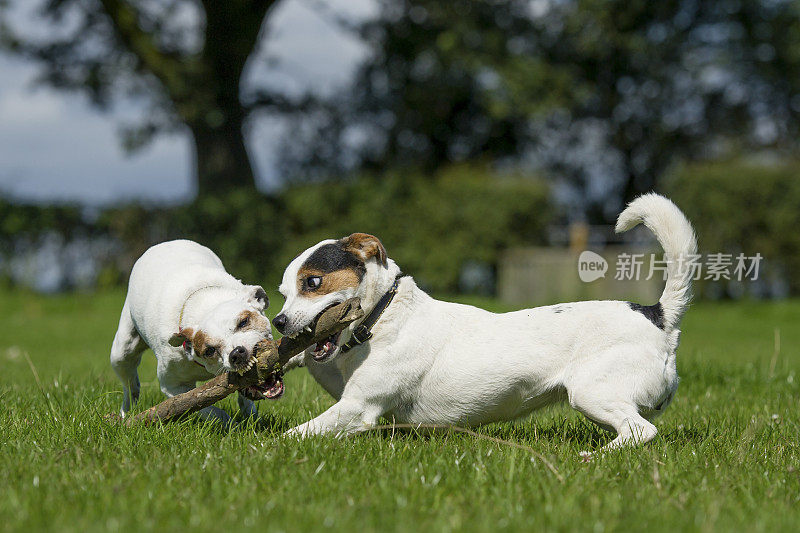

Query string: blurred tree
[522,0,800,219]
[281,0,800,221]
[0,0,313,196]
[278,0,552,180]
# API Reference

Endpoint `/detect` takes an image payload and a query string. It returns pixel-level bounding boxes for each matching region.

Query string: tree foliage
[281,0,800,221]
[0,165,549,293]
[667,158,800,297]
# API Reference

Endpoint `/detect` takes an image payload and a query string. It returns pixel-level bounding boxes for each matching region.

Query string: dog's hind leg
[572,396,657,456]
[567,353,659,455]
[110,299,147,417]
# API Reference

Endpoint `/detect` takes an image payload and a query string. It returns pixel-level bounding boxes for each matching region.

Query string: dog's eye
[202,346,216,358]
[236,316,249,330]
[306,276,322,290]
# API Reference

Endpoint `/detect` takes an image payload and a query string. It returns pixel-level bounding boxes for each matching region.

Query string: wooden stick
[126,298,364,425]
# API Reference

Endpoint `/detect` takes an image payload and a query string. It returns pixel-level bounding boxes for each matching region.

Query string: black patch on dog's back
[303,243,366,278]
[551,305,572,314]
[628,302,665,329]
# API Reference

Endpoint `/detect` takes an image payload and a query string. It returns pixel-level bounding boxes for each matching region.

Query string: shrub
[96,190,288,288]
[282,165,552,292]
[0,198,89,245]
[2,167,551,294]
[666,158,800,296]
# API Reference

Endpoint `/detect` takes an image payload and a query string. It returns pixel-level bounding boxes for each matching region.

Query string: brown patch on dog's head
[191,330,221,359]
[296,266,361,298]
[235,309,270,332]
[294,239,375,298]
[341,233,388,268]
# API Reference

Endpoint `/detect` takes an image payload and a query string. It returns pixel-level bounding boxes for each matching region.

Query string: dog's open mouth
[241,371,284,401]
[298,303,343,363]
[310,332,341,362]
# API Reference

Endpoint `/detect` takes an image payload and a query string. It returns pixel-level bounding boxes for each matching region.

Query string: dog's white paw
[283,427,302,438]
[284,423,314,438]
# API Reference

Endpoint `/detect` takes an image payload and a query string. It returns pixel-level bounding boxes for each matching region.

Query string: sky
[0,0,374,205]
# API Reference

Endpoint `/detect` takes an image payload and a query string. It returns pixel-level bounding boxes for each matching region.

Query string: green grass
[1,288,798,532]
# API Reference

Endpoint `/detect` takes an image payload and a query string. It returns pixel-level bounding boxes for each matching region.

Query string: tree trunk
[190,113,256,197]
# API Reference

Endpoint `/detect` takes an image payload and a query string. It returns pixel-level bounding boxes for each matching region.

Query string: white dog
[110,239,282,424]
[273,194,697,451]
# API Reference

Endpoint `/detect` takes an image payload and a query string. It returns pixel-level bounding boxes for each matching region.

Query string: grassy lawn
[1,288,798,532]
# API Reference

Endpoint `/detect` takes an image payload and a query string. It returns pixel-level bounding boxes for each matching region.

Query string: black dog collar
[340,275,402,353]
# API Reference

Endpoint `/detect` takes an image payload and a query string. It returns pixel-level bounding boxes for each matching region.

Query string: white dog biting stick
[110,239,275,425]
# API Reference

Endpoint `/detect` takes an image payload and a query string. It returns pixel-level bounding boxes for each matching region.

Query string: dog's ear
[342,233,388,268]
[247,285,269,311]
[168,327,195,349]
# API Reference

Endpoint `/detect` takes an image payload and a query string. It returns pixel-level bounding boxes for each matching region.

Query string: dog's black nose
[229,346,248,367]
[272,313,288,333]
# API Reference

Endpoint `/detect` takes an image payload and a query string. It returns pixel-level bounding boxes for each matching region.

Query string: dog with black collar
[274,194,697,452]
[109,239,282,424]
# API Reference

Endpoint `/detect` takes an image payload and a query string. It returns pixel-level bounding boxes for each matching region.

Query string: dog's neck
[350,265,427,346]
[357,259,403,313]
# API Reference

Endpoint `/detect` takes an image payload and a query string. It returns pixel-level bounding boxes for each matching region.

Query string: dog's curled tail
[615,193,698,332]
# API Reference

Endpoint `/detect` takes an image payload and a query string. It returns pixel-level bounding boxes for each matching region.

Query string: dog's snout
[229,346,248,367]
[272,313,288,333]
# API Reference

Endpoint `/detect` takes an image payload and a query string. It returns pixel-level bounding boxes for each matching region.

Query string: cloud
[0,55,191,204]
[248,0,374,96]
[0,84,62,124]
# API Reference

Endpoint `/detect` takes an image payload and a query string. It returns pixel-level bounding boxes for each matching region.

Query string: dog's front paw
[284,423,311,438]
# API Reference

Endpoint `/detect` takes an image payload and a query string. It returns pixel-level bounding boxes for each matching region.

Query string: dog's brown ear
[342,233,388,268]
[168,327,195,348]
